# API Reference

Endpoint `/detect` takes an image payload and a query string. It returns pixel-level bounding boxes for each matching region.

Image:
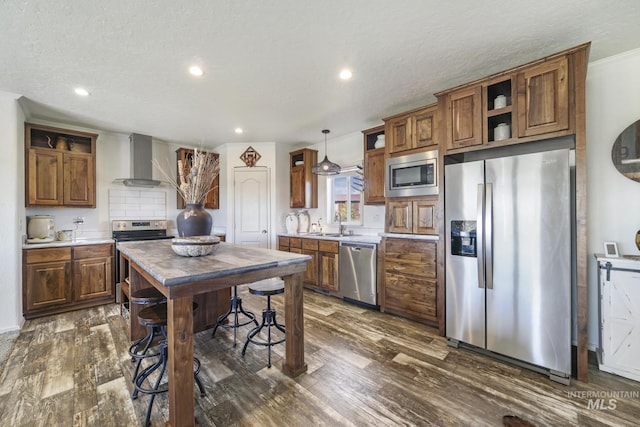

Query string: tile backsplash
[109,188,166,220]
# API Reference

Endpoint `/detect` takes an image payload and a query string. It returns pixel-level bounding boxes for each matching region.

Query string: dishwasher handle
[340,242,377,250]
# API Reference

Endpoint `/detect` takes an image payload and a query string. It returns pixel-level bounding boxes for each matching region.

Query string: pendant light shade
[312,129,341,175]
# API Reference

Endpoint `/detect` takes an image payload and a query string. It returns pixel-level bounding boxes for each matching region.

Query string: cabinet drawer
[318,240,339,254]
[278,236,290,247]
[384,239,436,278]
[302,238,318,251]
[384,275,437,320]
[25,247,72,264]
[74,244,114,259]
[289,238,302,249]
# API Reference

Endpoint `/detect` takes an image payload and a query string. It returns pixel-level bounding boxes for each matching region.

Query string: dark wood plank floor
[0,288,638,426]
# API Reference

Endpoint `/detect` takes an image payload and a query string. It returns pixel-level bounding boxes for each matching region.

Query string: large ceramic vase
[176,203,212,237]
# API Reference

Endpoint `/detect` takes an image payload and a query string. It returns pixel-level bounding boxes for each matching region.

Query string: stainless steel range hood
[113,133,163,187]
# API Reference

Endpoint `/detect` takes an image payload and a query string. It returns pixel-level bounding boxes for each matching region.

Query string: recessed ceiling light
[234,128,243,134]
[339,69,353,80]
[74,87,89,96]
[189,65,204,77]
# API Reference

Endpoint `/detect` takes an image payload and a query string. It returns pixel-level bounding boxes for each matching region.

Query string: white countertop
[594,253,640,268]
[22,238,115,249]
[279,232,382,244]
[379,232,439,241]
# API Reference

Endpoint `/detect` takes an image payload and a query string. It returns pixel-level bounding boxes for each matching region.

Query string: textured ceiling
[1,0,639,147]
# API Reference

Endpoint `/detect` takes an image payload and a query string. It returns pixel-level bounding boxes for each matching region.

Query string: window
[327,173,362,225]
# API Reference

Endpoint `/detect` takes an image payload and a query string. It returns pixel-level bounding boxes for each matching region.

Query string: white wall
[586,47,640,348]
[0,92,24,333]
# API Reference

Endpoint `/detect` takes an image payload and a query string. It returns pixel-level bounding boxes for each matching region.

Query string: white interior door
[233,168,269,248]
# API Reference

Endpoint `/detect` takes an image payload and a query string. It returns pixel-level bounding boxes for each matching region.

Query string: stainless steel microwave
[385,150,438,197]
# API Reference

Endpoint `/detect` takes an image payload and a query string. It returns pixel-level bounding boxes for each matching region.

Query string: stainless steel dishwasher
[339,241,378,307]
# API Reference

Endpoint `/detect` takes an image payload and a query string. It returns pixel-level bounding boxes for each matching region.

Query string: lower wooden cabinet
[318,240,339,293]
[73,244,113,301]
[381,237,438,323]
[23,243,115,319]
[278,235,339,294]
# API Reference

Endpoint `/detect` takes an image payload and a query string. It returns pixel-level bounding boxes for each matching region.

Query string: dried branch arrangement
[153,149,220,204]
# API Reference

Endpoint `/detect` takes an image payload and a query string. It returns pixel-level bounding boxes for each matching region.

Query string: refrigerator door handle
[485,183,493,290]
[477,183,485,289]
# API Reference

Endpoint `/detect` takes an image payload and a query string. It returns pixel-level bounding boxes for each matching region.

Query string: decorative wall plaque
[240,146,261,167]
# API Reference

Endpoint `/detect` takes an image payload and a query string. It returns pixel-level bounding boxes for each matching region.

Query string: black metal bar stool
[128,287,167,385]
[241,278,286,368]
[212,285,259,346]
[132,302,206,427]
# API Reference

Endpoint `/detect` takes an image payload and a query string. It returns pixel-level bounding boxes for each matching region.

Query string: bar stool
[211,285,259,346]
[241,278,286,368]
[132,302,206,427]
[128,287,167,385]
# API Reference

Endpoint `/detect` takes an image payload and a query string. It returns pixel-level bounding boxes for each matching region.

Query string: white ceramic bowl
[171,235,220,257]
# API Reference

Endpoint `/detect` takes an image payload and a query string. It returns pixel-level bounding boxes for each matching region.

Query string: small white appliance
[27,215,55,242]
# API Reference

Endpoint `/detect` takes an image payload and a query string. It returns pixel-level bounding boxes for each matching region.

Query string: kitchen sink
[305,232,352,237]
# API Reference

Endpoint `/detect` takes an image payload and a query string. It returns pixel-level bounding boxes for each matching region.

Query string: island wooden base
[118,240,310,427]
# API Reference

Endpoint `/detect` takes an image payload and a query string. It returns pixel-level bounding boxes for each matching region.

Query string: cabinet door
[25,261,72,311]
[204,174,220,209]
[413,199,438,235]
[517,57,569,137]
[74,256,113,301]
[383,274,437,321]
[301,249,318,286]
[319,251,339,293]
[27,149,63,206]
[63,153,95,207]
[414,108,437,149]
[387,200,412,233]
[364,148,386,204]
[388,116,412,154]
[290,166,306,209]
[447,86,482,150]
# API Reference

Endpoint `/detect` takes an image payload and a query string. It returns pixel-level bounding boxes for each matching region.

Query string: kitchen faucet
[335,211,346,236]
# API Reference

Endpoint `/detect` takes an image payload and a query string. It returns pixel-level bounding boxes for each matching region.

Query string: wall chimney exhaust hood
[113,133,163,187]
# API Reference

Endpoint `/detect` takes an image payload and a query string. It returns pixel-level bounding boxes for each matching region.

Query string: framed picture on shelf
[603,241,620,258]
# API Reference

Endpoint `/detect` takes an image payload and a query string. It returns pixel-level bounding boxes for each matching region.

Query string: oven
[112,220,173,306]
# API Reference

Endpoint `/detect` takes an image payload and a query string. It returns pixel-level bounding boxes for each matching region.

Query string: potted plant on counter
[154,149,220,236]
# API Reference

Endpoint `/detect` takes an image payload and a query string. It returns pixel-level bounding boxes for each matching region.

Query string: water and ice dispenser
[450,220,477,257]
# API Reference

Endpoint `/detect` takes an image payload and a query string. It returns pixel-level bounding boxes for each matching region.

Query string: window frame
[326,172,363,226]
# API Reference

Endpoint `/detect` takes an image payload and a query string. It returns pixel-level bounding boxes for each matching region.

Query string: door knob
[262,230,267,234]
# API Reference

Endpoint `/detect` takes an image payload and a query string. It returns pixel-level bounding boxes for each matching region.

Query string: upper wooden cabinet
[362,125,385,205]
[289,148,318,209]
[437,45,580,154]
[25,123,97,208]
[176,148,220,209]
[387,198,439,235]
[385,104,438,155]
[446,87,483,150]
[516,57,569,137]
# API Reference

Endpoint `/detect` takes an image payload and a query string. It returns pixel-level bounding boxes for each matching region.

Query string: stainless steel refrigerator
[445,147,572,383]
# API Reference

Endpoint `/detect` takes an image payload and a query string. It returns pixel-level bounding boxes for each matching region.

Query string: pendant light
[312,129,341,175]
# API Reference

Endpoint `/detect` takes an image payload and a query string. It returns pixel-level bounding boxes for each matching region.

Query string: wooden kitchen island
[117,240,310,427]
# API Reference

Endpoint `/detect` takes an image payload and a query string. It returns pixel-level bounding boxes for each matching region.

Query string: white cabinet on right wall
[596,255,640,382]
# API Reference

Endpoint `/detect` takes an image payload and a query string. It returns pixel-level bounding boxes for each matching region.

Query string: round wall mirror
[612,119,640,182]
